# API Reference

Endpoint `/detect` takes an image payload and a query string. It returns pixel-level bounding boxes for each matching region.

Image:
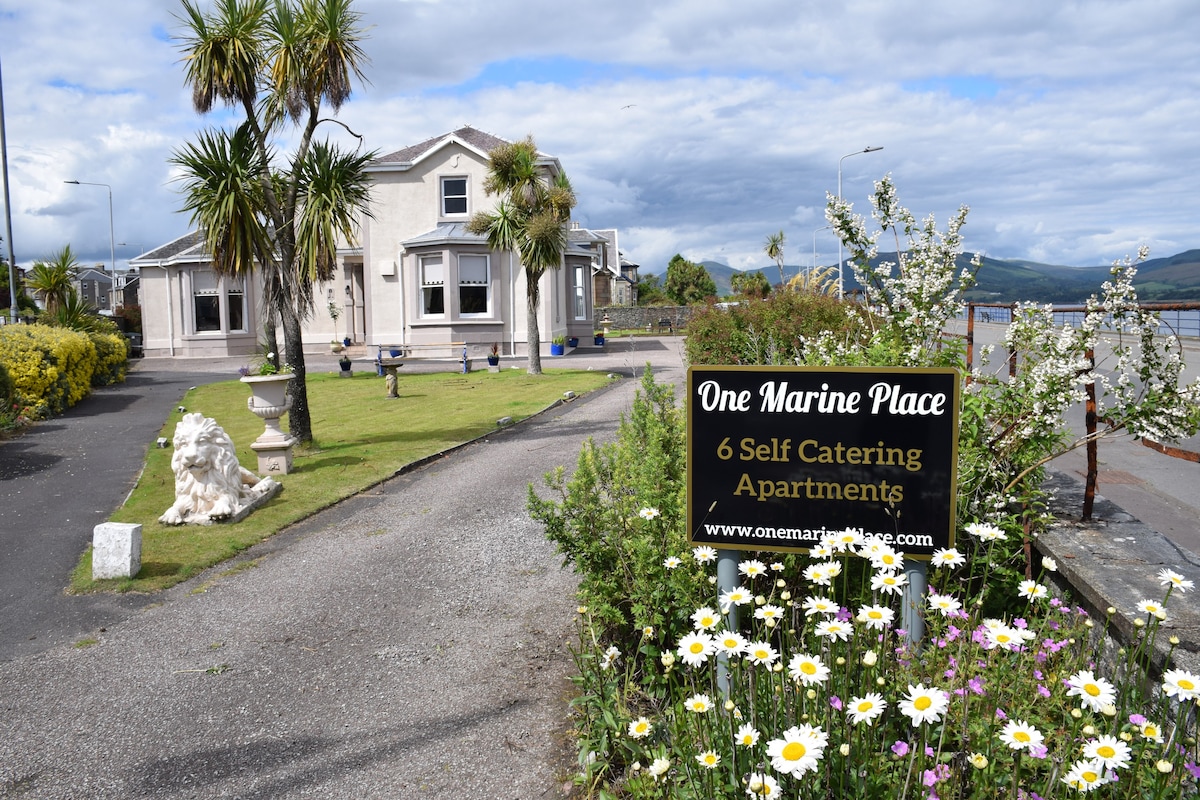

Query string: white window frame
[440,176,468,217]
[457,253,490,317]
[190,268,222,333]
[419,254,445,318]
[573,264,587,320]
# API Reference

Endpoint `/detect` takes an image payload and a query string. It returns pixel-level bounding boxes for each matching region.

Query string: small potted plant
[328,301,342,351]
[567,335,579,348]
[486,343,501,368]
[594,331,605,346]
[550,335,566,356]
[338,354,353,376]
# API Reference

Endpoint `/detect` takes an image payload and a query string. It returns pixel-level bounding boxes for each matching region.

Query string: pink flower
[1129,713,1147,725]
[996,708,1007,720]
[1037,684,1050,698]
[892,741,910,756]
[830,695,843,711]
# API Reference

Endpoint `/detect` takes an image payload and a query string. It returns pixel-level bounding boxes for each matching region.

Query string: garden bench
[656,318,674,334]
[371,342,468,398]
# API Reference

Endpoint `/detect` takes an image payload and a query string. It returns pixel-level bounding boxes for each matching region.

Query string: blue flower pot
[550,343,565,356]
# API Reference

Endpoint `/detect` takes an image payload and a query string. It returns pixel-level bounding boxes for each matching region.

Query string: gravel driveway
[0,339,686,799]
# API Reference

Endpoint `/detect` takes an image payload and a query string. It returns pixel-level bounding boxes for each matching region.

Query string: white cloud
[2,0,1199,275]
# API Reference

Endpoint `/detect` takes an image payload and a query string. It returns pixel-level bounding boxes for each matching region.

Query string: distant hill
[645,250,1200,304]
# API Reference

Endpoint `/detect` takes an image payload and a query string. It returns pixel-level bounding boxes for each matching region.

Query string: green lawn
[73,367,615,593]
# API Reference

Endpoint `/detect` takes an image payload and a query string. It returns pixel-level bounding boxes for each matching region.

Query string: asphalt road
[0,364,231,662]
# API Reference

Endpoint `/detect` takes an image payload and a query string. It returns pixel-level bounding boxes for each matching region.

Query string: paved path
[0,337,686,798]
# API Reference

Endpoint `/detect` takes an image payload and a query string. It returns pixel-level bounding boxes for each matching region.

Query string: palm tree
[764,230,787,287]
[173,0,375,444]
[27,245,80,315]
[467,137,576,376]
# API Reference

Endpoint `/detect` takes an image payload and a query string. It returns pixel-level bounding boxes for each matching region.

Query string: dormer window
[441,177,467,216]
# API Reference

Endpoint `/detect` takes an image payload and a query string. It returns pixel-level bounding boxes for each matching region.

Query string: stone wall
[596,305,696,332]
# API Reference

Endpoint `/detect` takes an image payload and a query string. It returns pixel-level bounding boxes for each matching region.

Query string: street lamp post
[812,225,831,285]
[836,147,883,297]
[64,180,115,275]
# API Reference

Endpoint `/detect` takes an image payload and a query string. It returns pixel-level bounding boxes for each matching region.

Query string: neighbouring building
[133,127,627,359]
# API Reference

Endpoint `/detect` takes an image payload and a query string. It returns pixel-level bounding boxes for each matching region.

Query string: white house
[133,127,609,360]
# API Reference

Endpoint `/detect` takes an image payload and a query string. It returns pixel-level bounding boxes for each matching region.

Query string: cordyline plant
[532,178,1200,798]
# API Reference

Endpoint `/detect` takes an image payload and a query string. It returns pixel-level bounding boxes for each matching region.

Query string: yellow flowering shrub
[0,324,95,416]
[89,331,128,386]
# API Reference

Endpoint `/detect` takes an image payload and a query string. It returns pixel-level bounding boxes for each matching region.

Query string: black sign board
[687,366,959,557]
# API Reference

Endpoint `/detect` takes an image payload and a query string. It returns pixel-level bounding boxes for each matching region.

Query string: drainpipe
[159,264,175,357]
[509,250,515,357]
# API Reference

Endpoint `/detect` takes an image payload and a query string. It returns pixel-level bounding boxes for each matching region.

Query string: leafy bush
[684,290,872,366]
[0,323,96,416]
[89,330,128,386]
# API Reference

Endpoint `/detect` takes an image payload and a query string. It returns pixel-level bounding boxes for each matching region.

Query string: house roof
[370,126,511,170]
[368,126,561,175]
[130,231,208,265]
[400,222,487,249]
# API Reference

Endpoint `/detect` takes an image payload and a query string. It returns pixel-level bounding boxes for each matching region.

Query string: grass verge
[71,367,615,594]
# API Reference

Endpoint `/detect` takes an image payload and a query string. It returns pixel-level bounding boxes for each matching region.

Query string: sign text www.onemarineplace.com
[686,366,960,558]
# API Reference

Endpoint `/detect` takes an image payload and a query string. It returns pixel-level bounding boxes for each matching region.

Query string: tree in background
[26,245,80,315]
[0,243,34,315]
[468,136,576,376]
[663,254,716,305]
[764,229,787,286]
[173,0,376,445]
[635,274,668,306]
[730,269,771,298]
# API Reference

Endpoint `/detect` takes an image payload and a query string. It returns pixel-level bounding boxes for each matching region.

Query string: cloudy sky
[2,0,1198,276]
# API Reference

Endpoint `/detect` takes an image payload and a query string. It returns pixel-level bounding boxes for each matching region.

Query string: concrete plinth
[93,522,142,580]
[252,442,295,475]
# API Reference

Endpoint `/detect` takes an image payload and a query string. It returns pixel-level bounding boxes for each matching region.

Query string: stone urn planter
[240,373,298,475]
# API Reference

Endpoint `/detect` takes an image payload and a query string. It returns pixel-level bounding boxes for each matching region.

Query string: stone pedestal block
[93,522,142,580]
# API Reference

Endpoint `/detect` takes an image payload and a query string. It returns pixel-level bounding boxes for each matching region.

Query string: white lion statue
[159,413,278,525]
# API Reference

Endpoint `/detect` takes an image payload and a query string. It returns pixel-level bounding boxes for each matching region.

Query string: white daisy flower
[1066,670,1117,712]
[1061,759,1111,792]
[999,719,1045,751]
[691,606,720,630]
[846,692,887,725]
[801,595,839,616]
[855,604,895,631]
[1017,580,1047,602]
[676,631,715,667]
[898,683,949,726]
[965,521,1006,541]
[814,619,852,641]
[735,723,761,747]
[692,545,718,563]
[1162,668,1200,701]
[1082,735,1131,770]
[931,547,965,568]
[738,559,768,578]
[744,640,779,666]
[765,724,828,777]
[685,693,713,713]
[787,652,830,685]
[627,716,652,739]
[714,629,748,656]
[1157,568,1194,593]
[745,771,781,799]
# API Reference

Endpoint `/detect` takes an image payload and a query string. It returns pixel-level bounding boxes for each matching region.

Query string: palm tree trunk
[526,268,542,375]
[279,304,312,445]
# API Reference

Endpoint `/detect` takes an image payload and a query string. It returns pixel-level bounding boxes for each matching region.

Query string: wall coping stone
[1037,469,1200,675]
